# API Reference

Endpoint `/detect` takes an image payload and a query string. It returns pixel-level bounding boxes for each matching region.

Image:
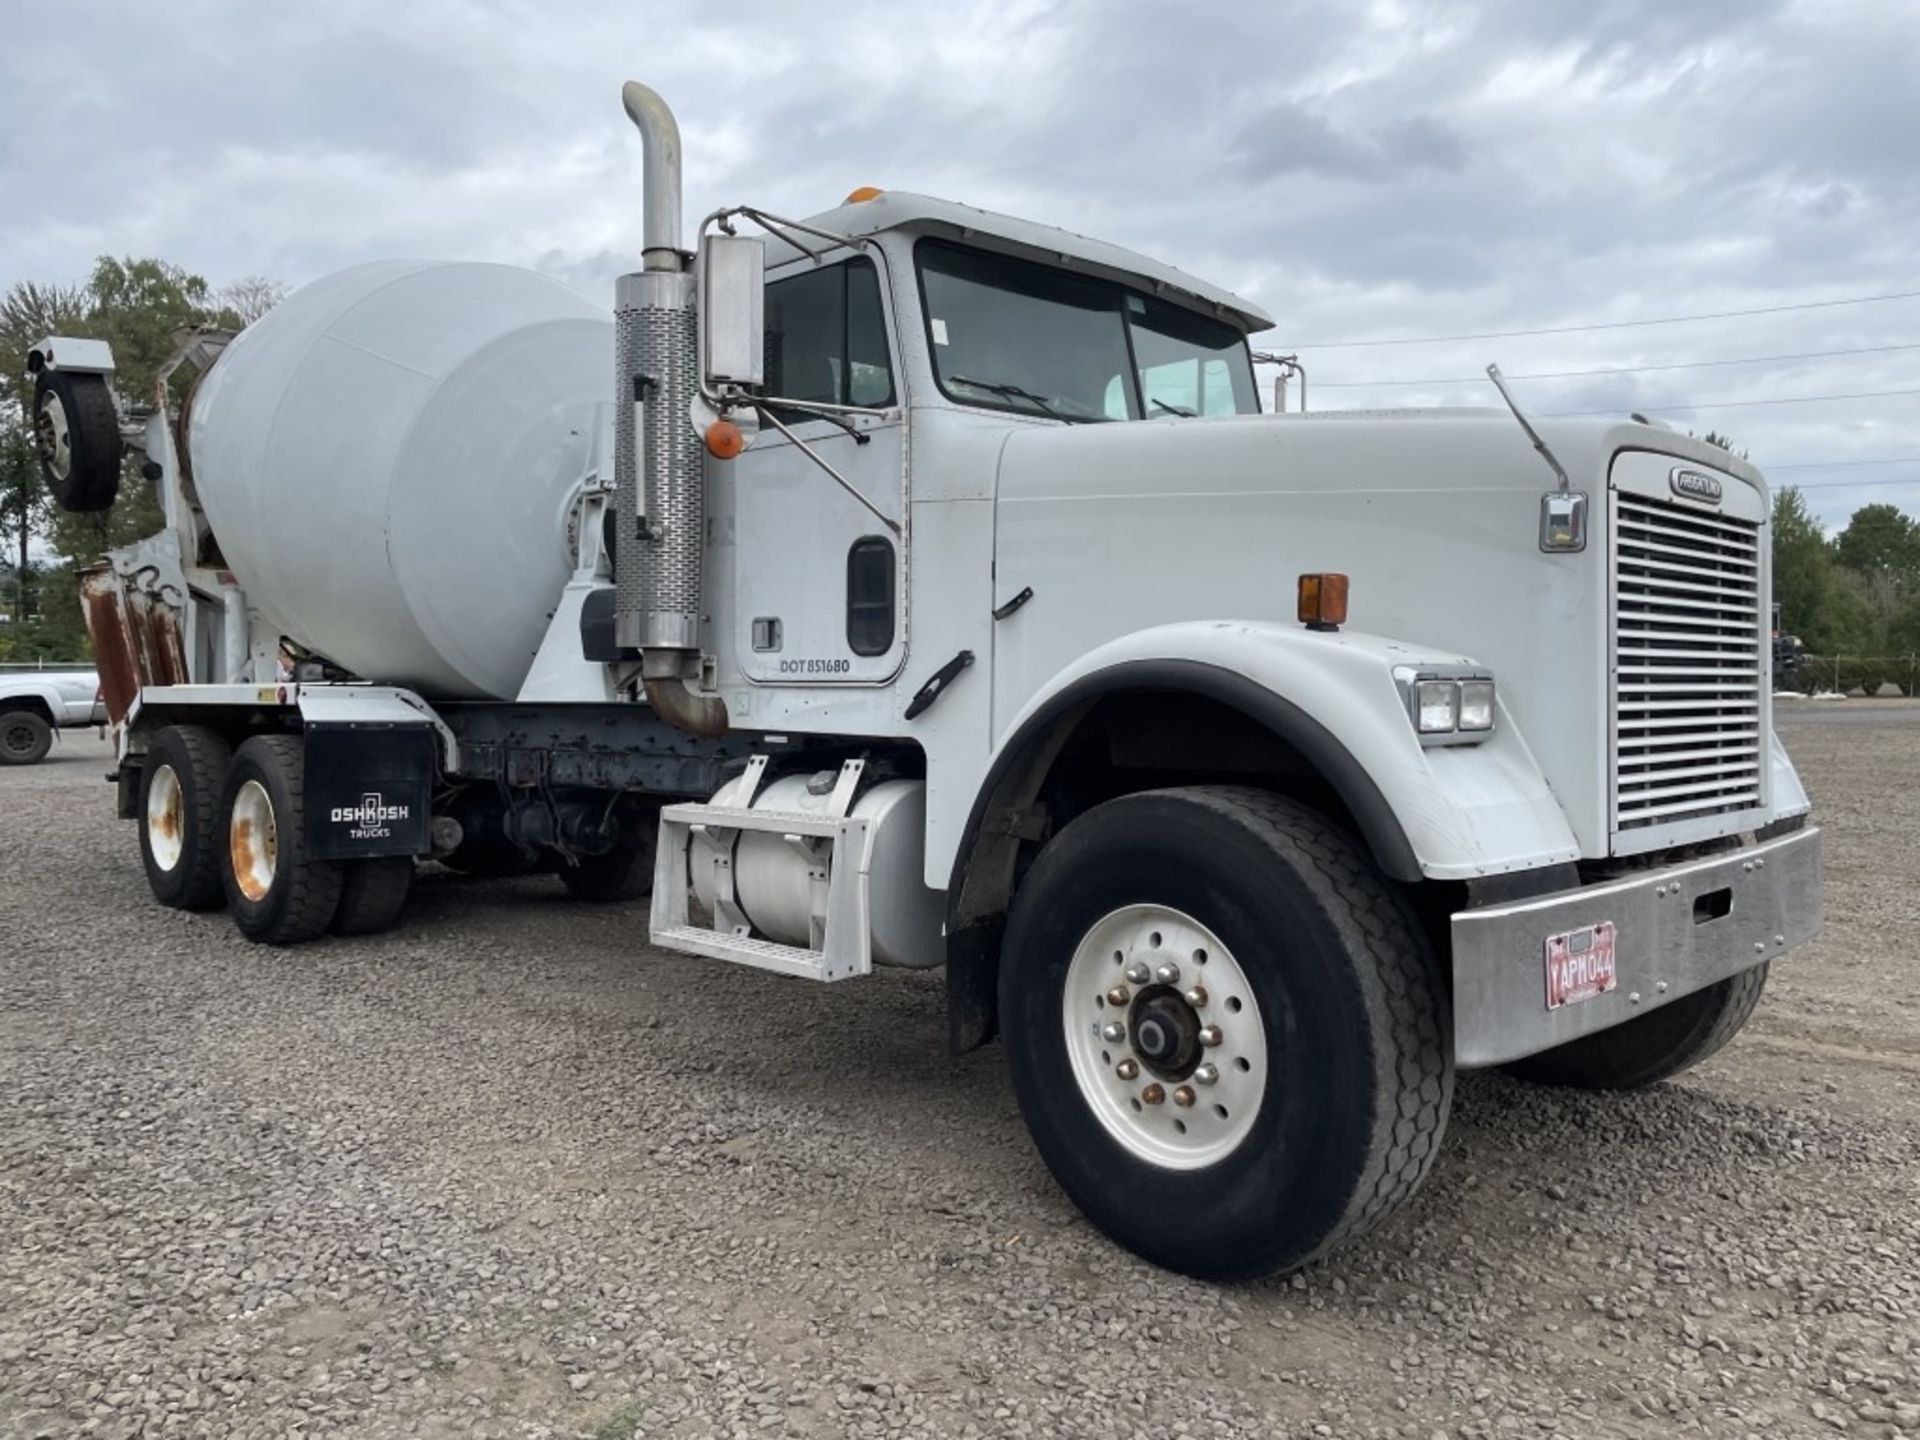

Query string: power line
[1289,289,1920,349]
[1312,342,1920,388]
[1779,474,1920,489]
[1770,457,1920,470]
[1542,385,1920,417]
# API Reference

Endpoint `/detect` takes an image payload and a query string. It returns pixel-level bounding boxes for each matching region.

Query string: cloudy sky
[4,0,1916,527]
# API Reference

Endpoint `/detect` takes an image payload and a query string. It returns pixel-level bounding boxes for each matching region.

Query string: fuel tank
[189,260,613,699]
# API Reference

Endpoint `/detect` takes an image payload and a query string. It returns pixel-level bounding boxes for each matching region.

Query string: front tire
[219,735,343,945]
[1503,966,1768,1090]
[0,710,54,766]
[999,786,1452,1281]
[140,725,232,909]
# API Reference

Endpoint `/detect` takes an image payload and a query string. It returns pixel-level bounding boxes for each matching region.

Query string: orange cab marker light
[705,418,747,460]
[844,186,885,204]
[1298,572,1349,632]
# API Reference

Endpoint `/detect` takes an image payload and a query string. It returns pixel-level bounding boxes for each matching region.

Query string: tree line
[1773,489,1920,659]
[0,258,282,662]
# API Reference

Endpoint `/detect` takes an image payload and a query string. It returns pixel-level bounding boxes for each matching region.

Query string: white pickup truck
[0,669,104,765]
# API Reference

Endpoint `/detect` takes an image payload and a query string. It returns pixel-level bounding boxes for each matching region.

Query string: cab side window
[764,259,895,413]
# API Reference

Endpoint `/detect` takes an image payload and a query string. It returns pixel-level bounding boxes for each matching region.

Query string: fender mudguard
[953,620,1580,892]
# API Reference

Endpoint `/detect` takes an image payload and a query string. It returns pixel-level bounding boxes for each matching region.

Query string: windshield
[917,239,1259,423]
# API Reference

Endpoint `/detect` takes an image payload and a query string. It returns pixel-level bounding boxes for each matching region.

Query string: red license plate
[1544,921,1618,1010]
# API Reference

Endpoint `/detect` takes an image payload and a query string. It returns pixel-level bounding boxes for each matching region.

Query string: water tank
[190,260,613,699]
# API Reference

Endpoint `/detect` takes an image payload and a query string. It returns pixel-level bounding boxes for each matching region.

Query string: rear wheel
[1503,966,1768,1090]
[220,735,342,945]
[999,786,1452,1281]
[33,370,122,512]
[558,800,658,902]
[558,834,655,902]
[140,725,232,909]
[332,858,415,936]
[0,710,53,765]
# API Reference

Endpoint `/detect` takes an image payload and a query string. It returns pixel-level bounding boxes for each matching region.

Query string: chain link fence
[1779,655,1920,697]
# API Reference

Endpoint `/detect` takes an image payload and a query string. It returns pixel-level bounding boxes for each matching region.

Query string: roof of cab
[780,190,1274,335]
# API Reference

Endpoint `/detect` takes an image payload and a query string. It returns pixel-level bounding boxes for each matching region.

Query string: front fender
[0,681,63,720]
[995,621,1579,882]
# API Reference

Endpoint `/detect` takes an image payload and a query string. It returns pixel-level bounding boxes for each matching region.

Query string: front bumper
[1450,826,1821,1067]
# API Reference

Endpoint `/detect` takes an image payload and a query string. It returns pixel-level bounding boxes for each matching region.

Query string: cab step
[647,757,875,982]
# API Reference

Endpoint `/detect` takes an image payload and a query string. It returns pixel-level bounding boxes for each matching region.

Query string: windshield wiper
[949,374,1096,424]
[1150,398,1196,418]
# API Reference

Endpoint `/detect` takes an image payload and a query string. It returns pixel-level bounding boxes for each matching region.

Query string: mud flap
[303,725,435,860]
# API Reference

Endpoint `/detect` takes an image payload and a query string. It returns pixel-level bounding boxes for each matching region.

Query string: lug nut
[1101,1021,1126,1043]
[1173,1086,1196,1108]
[1125,961,1151,986]
[1106,985,1131,1007]
[1198,1024,1223,1048]
[1183,985,1208,1008]
[1193,1063,1219,1086]
[1153,961,1181,986]
[1115,1058,1139,1080]
[1141,1083,1165,1105]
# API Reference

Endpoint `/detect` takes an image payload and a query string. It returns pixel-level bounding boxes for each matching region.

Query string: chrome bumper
[1451,826,1821,1067]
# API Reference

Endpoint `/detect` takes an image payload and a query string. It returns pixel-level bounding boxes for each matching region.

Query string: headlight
[1394,667,1496,745]
[1458,679,1496,732]
[1413,680,1459,733]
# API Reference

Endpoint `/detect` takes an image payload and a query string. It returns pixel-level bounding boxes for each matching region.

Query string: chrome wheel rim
[146,763,185,870]
[229,779,278,902]
[35,390,72,481]
[1062,903,1266,1170]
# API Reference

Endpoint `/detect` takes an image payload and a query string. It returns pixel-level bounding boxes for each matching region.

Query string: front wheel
[1503,965,1768,1090]
[999,786,1452,1281]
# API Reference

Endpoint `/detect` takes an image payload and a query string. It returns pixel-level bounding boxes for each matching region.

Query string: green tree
[0,417,46,611]
[1832,502,1920,603]
[0,256,258,649]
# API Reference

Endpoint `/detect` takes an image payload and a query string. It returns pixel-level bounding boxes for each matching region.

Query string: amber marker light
[1297,572,1349,632]
[704,418,747,460]
[844,186,885,203]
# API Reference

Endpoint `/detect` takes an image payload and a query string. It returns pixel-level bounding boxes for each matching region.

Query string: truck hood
[989,407,1772,858]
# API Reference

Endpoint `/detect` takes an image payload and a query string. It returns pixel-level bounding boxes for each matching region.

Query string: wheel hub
[229,778,279,902]
[1062,903,1267,1170]
[1129,988,1201,1079]
[35,390,72,482]
[146,763,185,871]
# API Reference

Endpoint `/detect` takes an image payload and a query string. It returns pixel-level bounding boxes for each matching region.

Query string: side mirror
[699,232,765,394]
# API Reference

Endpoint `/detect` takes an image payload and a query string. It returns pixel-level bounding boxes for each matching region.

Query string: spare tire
[33,370,122,513]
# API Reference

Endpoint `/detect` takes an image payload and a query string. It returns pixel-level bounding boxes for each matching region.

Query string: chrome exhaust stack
[613,81,720,737]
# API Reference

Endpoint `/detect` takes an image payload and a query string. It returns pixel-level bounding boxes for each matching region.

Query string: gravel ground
[2,712,1917,1440]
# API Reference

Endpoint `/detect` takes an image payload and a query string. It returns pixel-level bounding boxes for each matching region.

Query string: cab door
[731,254,905,685]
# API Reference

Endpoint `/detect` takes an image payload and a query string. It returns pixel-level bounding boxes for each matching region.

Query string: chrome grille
[1612,491,1765,832]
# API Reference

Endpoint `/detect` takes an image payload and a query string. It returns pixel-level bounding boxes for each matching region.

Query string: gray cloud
[2,0,1916,526]
[1234,104,1471,182]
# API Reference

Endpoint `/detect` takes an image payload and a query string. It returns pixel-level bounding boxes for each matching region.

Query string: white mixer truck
[26,81,1820,1280]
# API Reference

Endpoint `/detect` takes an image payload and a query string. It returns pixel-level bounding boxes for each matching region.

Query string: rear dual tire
[137,726,412,942]
[220,735,343,945]
[140,725,233,909]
